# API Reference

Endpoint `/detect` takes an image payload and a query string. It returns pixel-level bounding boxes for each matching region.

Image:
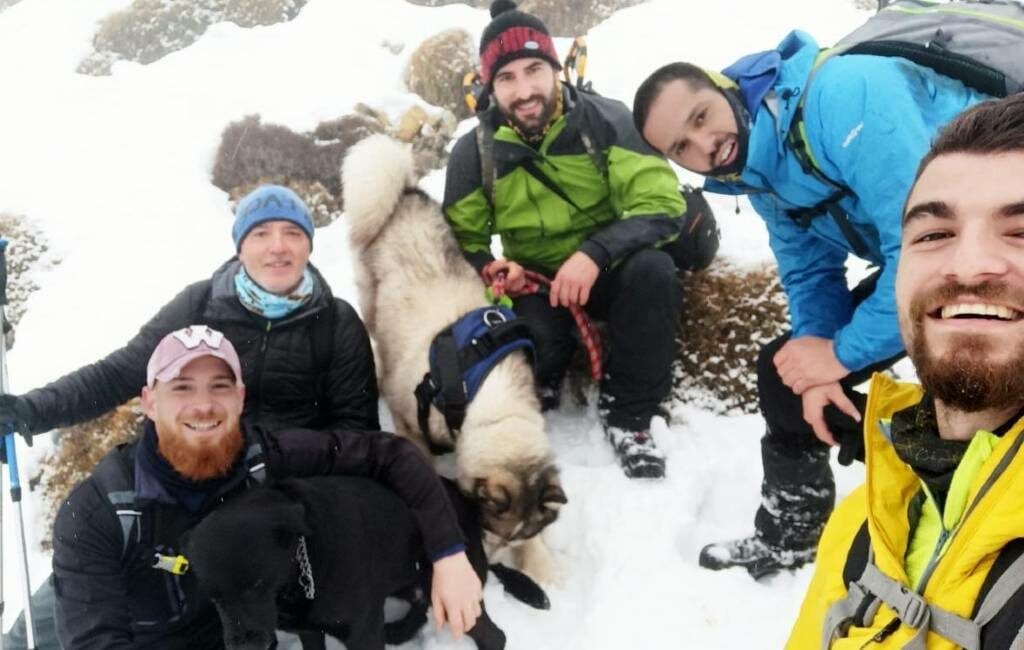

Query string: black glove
[0,394,34,448]
[664,186,720,272]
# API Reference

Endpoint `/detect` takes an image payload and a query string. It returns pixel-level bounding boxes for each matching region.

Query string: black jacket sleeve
[260,427,464,560]
[21,282,207,433]
[52,479,136,650]
[321,299,381,431]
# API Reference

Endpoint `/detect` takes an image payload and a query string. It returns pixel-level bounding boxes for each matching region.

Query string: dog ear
[541,482,567,507]
[474,478,511,515]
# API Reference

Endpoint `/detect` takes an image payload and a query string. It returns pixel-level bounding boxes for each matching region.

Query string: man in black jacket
[0,184,378,436]
[53,326,486,649]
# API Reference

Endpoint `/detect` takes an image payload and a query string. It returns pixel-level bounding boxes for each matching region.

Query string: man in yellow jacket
[789,93,1024,649]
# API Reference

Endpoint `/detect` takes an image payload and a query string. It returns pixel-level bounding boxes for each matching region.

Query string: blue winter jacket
[705,31,989,372]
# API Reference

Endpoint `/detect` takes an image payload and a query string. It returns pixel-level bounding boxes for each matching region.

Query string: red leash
[488,269,603,381]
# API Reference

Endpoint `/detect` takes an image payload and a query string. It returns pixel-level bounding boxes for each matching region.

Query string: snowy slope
[0,0,878,647]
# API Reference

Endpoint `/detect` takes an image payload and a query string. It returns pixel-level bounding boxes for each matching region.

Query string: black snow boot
[698,534,816,580]
[605,425,666,479]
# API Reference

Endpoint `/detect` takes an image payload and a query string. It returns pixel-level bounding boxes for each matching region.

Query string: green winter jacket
[442,84,685,274]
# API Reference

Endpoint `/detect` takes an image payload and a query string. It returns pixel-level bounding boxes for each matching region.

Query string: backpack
[787,0,1024,252]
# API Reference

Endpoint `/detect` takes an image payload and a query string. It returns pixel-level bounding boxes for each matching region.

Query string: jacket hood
[705,30,820,196]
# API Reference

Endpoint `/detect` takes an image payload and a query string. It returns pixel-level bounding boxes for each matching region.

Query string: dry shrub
[674,261,788,414]
[77,0,307,76]
[405,29,477,120]
[212,106,455,225]
[0,214,56,346]
[38,401,144,549]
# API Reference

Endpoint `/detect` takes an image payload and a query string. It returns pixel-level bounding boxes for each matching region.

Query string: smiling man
[788,93,1024,649]
[52,326,489,649]
[443,0,691,479]
[632,33,989,576]
[0,184,379,438]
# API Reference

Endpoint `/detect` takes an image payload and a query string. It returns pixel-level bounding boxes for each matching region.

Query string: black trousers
[754,272,904,550]
[513,248,681,430]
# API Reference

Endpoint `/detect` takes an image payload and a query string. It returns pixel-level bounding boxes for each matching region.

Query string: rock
[404,28,477,120]
[402,0,645,36]
[77,0,307,76]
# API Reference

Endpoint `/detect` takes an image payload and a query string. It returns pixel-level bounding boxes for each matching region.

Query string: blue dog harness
[414,306,534,455]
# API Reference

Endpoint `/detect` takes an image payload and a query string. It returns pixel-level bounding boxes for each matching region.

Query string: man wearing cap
[52,325,490,648]
[631,36,989,575]
[443,0,689,479]
[0,184,378,437]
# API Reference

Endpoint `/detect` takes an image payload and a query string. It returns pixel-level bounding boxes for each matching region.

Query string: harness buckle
[895,587,929,629]
[482,308,507,328]
[153,553,190,576]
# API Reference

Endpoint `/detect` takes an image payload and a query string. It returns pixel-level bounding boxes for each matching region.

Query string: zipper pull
[859,617,900,648]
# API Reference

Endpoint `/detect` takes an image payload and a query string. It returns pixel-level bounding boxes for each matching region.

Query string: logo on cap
[524,40,539,49]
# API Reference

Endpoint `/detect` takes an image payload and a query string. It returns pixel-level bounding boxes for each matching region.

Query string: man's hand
[550,252,599,308]
[0,394,33,447]
[431,551,482,641]
[482,259,527,293]
[802,382,862,446]
[773,336,850,395]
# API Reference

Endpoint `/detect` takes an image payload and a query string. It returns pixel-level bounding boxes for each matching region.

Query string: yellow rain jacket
[787,373,1024,649]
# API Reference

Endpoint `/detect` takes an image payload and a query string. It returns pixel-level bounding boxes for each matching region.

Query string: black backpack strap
[784,106,870,258]
[476,118,497,208]
[92,446,143,561]
[520,158,590,217]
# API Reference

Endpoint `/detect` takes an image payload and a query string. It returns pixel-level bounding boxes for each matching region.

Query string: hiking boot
[698,534,815,580]
[604,426,666,479]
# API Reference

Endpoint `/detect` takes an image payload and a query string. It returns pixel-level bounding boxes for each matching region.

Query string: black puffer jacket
[22,259,379,433]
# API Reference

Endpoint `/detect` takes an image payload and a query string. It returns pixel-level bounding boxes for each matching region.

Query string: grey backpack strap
[973,550,1024,627]
[821,580,879,650]
[476,117,496,207]
[243,441,268,485]
[107,490,142,559]
[858,560,981,650]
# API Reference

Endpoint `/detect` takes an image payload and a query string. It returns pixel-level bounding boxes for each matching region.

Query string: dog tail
[342,133,417,250]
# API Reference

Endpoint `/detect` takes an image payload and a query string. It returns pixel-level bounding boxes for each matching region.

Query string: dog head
[462,461,566,542]
[184,486,311,650]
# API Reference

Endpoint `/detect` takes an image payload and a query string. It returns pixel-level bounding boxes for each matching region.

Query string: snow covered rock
[404,28,477,120]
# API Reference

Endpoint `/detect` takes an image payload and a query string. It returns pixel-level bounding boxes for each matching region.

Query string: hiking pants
[513,248,681,431]
[754,271,904,550]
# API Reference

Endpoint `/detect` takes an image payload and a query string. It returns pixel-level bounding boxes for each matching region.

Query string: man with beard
[52,325,488,649]
[443,0,687,479]
[632,35,989,575]
[0,184,378,440]
[787,93,1024,648]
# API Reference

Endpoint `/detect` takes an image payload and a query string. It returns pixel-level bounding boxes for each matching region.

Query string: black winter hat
[479,0,561,87]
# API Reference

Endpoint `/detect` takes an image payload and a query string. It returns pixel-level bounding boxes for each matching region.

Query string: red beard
[157,425,244,481]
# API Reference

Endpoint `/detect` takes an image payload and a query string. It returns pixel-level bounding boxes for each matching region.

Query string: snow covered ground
[0,0,888,647]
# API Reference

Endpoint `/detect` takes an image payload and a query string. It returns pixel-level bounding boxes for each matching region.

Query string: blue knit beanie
[232,185,315,251]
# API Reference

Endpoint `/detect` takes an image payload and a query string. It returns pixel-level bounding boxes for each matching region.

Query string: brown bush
[38,401,144,549]
[212,106,455,225]
[77,0,307,76]
[0,214,56,347]
[405,29,477,120]
[674,261,788,414]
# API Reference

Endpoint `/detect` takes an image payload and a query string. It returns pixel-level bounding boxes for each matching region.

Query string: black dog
[184,476,507,650]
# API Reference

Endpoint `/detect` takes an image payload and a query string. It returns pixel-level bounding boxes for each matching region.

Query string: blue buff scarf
[235,266,315,320]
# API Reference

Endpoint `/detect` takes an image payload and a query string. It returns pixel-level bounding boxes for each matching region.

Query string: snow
[0,0,880,647]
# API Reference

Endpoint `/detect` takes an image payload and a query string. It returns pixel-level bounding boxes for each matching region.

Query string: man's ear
[141,385,156,419]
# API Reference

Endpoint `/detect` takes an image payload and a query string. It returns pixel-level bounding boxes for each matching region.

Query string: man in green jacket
[443,0,688,479]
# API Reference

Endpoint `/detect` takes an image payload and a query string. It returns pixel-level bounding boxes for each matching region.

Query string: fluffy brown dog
[342,134,565,583]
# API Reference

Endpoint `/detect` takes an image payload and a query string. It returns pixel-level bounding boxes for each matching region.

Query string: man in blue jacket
[632,31,989,577]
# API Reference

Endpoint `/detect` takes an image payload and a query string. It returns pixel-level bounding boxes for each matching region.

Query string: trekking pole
[0,239,36,650]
